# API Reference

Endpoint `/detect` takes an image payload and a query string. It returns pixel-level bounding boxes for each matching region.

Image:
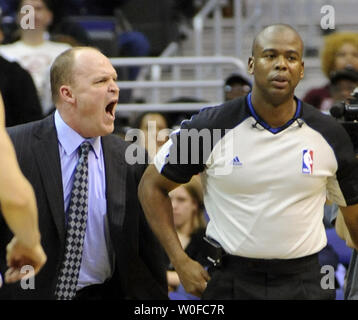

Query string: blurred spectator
[325,69,358,299]
[0,0,71,115]
[172,0,199,40]
[166,96,209,130]
[166,176,209,300]
[335,207,358,300]
[303,31,358,114]
[224,72,252,101]
[0,55,43,127]
[0,1,12,16]
[53,0,130,16]
[0,12,43,126]
[329,68,358,105]
[0,2,18,45]
[132,111,171,160]
[174,0,197,21]
[50,0,150,80]
[0,0,90,46]
[118,0,179,56]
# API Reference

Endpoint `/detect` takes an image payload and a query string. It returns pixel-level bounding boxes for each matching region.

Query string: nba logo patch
[302,149,313,174]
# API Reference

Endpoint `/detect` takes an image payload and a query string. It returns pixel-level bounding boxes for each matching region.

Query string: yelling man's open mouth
[105,99,118,119]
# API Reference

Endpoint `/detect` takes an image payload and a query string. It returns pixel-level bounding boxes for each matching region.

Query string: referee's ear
[248,57,255,75]
[300,60,304,79]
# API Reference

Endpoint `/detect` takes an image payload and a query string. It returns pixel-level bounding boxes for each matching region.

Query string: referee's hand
[176,256,211,298]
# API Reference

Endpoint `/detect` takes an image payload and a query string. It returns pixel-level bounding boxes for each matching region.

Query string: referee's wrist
[170,251,190,270]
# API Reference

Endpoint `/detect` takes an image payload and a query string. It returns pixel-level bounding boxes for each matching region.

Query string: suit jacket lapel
[33,115,65,243]
[102,136,127,230]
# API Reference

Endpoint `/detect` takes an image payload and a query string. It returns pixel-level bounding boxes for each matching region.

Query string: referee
[138,24,358,299]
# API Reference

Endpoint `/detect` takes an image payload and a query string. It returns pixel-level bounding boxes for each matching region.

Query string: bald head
[50,47,102,104]
[252,24,304,57]
[247,24,305,107]
[50,46,119,138]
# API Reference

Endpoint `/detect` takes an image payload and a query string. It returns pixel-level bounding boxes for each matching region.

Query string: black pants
[73,280,123,300]
[202,253,335,300]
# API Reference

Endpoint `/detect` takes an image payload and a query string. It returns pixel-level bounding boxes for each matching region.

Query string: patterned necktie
[55,141,91,300]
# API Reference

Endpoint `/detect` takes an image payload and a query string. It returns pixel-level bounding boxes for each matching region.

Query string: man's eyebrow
[286,50,300,56]
[94,72,117,79]
[261,48,300,55]
[262,48,276,52]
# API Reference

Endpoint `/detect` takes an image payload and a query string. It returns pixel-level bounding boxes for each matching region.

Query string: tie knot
[79,141,91,158]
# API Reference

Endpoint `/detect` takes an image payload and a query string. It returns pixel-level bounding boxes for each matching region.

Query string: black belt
[74,281,110,300]
[222,252,319,274]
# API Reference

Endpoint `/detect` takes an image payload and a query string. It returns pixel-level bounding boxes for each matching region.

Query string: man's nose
[171,200,177,210]
[275,55,288,70]
[109,79,120,93]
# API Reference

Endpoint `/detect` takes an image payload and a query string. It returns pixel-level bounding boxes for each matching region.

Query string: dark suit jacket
[0,56,43,127]
[0,115,168,299]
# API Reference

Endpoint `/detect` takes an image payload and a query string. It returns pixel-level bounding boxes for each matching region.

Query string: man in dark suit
[0,46,167,299]
[0,55,43,127]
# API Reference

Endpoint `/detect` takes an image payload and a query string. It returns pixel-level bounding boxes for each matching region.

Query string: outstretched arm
[338,204,358,249]
[0,92,46,284]
[138,164,210,297]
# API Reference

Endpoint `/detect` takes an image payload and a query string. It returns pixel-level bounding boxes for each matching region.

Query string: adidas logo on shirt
[232,156,242,166]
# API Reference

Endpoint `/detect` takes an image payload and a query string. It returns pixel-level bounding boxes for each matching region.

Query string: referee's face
[248,27,304,106]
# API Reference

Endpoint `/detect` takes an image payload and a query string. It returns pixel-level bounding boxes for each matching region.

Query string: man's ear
[300,61,305,79]
[59,85,75,104]
[248,57,254,75]
[44,8,53,28]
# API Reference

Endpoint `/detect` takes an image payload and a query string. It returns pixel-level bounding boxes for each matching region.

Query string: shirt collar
[246,92,302,134]
[54,110,101,158]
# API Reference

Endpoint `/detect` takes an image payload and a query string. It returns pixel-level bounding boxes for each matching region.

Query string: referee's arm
[339,204,358,250]
[138,164,210,297]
